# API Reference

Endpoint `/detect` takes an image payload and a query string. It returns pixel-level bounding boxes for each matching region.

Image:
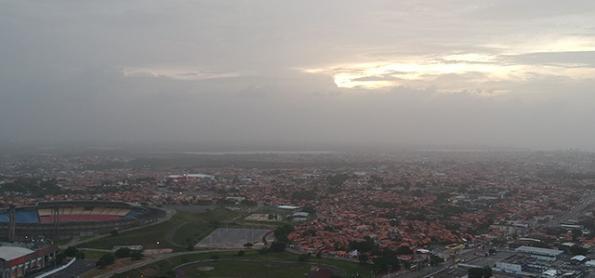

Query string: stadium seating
[35,206,131,223]
[0,204,140,225]
[37,208,52,216]
[0,210,40,224]
[39,214,121,224]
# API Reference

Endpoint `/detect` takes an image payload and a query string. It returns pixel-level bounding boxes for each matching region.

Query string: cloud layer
[1,0,595,150]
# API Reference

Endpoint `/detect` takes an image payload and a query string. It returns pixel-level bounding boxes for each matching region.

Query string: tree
[96,254,115,268]
[358,254,369,264]
[114,248,131,258]
[237,250,245,256]
[274,224,294,243]
[130,251,144,261]
[484,266,493,277]
[63,247,79,258]
[55,253,65,265]
[569,245,589,255]
[468,268,483,278]
[572,229,583,240]
[395,246,413,255]
[270,241,287,252]
[468,266,492,278]
[373,248,400,273]
[302,206,316,214]
[429,254,444,266]
[349,236,377,253]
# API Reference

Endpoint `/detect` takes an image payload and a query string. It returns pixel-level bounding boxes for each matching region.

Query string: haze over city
[5,2,595,278]
[2,0,595,150]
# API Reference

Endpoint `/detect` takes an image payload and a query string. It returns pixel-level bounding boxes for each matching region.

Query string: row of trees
[264,224,295,252]
[96,247,144,268]
[347,236,449,274]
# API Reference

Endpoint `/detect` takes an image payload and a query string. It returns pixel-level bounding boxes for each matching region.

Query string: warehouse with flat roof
[515,246,563,261]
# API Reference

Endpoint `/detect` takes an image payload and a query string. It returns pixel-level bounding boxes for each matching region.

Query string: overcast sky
[1,0,595,150]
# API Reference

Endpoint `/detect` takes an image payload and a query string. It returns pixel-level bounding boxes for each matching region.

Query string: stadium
[0,201,166,241]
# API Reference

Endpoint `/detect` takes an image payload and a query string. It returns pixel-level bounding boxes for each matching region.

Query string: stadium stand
[0,201,166,241]
[35,205,130,224]
[0,209,39,224]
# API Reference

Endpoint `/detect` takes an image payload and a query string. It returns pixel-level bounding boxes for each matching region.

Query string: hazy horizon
[2,0,595,151]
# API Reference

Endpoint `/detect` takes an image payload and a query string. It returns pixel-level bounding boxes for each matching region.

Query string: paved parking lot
[195,228,271,249]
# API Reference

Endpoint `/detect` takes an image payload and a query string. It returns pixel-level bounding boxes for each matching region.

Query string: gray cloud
[507,51,595,67]
[1,0,595,150]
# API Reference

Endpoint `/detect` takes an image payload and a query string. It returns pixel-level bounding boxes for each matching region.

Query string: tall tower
[8,205,16,242]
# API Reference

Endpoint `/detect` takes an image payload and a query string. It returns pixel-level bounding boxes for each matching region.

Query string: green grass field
[81,249,112,260]
[178,260,312,277]
[78,208,239,251]
[113,251,373,278]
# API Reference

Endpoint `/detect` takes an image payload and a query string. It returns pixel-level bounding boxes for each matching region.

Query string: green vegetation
[113,251,373,278]
[372,248,401,273]
[265,224,294,252]
[80,249,112,260]
[96,253,115,268]
[56,246,85,264]
[78,208,238,250]
[468,266,493,278]
[114,247,144,260]
[348,236,377,253]
[273,224,294,243]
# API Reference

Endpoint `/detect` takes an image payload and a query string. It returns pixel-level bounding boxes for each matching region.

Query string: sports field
[78,208,239,250]
[112,251,373,278]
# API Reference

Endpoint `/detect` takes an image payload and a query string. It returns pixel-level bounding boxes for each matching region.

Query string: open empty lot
[195,228,271,249]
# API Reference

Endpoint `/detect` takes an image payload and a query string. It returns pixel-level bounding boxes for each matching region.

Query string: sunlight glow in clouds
[507,36,595,54]
[304,37,595,92]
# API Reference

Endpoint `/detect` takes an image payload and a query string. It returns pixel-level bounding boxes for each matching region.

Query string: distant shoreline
[182,151,336,155]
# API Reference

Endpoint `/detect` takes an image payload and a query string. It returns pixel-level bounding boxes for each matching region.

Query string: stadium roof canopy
[0,246,34,261]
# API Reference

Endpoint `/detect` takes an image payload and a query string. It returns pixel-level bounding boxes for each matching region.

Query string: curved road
[93,249,242,278]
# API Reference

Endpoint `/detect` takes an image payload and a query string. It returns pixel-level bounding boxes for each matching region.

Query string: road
[93,249,242,278]
[42,260,96,278]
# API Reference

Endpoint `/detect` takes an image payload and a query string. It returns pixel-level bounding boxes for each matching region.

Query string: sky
[1,0,595,150]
